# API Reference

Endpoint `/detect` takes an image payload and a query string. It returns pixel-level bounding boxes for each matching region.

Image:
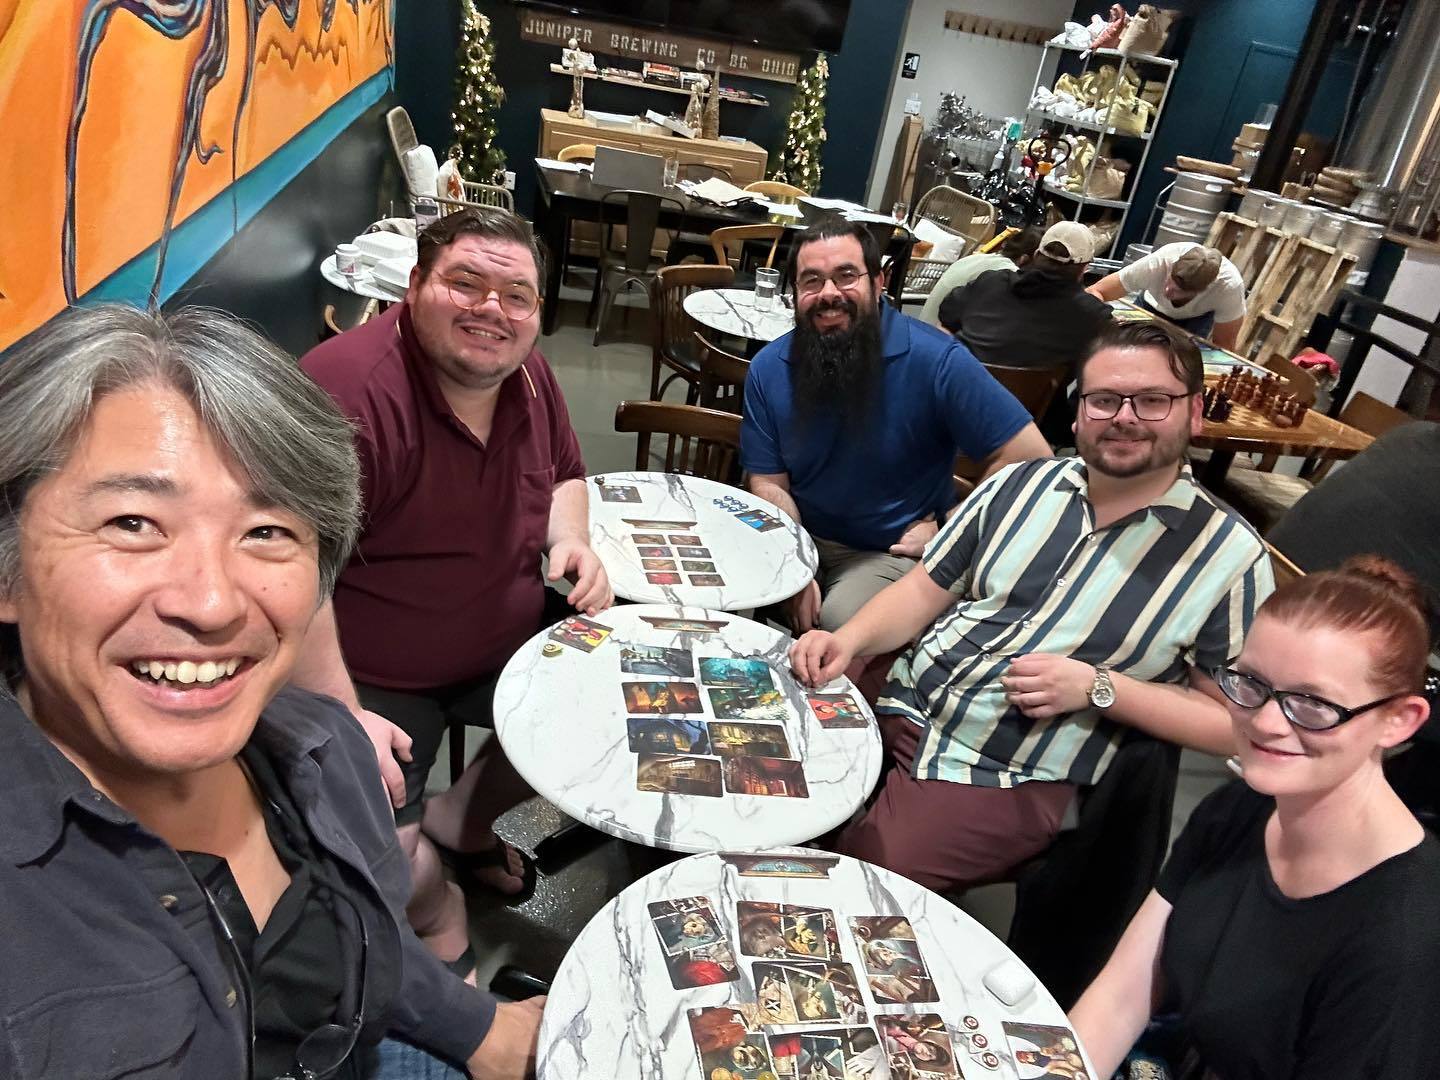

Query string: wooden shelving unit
[548,65,769,107]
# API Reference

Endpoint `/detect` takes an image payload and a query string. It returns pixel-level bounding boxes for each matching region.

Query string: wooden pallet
[1204,211,1286,289]
[1205,212,1357,360]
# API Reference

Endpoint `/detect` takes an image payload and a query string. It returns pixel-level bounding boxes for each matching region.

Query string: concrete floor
[447,288,1234,992]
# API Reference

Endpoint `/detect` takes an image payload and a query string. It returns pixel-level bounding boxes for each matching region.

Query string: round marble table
[684,287,794,343]
[588,472,817,610]
[320,253,408,303]
[493,605,883,853]
[539,849,1095,1080]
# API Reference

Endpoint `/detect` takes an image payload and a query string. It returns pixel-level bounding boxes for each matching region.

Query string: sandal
[431,837,538,906]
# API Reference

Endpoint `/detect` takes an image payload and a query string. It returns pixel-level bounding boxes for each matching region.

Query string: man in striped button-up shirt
[791,321,1274,892]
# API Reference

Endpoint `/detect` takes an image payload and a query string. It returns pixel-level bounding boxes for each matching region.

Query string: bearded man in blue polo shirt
[741,218,1051,632]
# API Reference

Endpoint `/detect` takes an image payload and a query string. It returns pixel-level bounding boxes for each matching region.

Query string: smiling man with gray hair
[0,304,541,1080]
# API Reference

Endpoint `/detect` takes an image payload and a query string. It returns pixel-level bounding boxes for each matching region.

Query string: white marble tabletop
[320,254,408,303]
[589,472,817,610]
[540,849,1095,1080]
[684,288,795,343]
[493,605,883,854]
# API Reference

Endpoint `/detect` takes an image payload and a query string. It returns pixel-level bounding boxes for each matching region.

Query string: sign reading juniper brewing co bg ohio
[517,10,803,83]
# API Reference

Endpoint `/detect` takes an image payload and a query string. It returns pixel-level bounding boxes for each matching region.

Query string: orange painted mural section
[0,1,393,349]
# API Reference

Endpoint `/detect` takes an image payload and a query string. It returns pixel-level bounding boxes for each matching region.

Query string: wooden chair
[614,401,743,482]
[557,142,598,163]
[1266,541,1305,588]
[1222,391,1416,531]
[650,264,735,404]
[711,224,785,271]
[983,362,1070,420]
[591,190,687,346]
[744,179,809,203]
[680,162,734,184]
[1262,352,1319,406]
[694,332,751,413]
[321,300,379,340]
[914,184,996,249]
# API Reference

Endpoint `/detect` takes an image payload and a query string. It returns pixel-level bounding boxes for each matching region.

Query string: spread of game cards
[585,472,819,610]
[537,850,1096,1080]
[493,606,884,854]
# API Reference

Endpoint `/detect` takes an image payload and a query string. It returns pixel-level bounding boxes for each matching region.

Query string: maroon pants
[836,714,1076,893]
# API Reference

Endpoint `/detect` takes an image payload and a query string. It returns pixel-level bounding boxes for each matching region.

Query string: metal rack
[1024,43,1179,256]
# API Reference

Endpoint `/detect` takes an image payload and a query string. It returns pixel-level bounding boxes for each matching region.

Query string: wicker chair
[386,105,514,213]
[899,219,968,307]
[614,401,743,482]
[915,184,996,249]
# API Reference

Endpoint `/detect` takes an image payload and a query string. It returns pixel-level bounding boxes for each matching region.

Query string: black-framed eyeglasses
[197,853,369,1080]
[1080,391,1192,422]
[438,271,540,320]
[796,266,868,296]
[1214,665,1408,732]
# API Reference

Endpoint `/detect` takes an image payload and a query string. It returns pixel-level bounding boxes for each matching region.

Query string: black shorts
[355,675,499,827]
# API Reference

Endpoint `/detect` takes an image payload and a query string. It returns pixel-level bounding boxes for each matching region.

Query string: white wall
[864,0,1077,207]
[1348,247,1440,408]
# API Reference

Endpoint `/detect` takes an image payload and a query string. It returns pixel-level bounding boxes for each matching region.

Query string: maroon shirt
[301,304,585,688]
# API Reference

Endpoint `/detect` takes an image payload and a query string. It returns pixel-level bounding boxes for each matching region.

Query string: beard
[787,294,884,425]
[1077,417,1191,479]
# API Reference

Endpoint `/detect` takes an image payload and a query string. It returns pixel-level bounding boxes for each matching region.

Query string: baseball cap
[1038,221,1095,265]
[1173,245,1222,291]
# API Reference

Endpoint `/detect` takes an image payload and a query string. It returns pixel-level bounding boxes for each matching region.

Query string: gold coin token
[542,643,563,657]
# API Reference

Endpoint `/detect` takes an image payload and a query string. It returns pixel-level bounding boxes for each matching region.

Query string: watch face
[1090,680,1116,709]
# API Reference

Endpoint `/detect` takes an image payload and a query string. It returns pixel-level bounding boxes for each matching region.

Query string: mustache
[805,295,858,325]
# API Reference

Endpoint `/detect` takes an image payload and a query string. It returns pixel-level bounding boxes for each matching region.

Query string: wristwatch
[1088,665,1116,709]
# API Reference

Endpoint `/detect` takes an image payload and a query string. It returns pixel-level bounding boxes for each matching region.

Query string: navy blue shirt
[740,303,1032,551]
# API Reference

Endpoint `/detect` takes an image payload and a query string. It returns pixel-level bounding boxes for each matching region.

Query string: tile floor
[452,290,1235,991]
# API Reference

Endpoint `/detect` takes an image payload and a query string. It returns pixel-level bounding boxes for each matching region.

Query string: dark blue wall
[396,1,910,210]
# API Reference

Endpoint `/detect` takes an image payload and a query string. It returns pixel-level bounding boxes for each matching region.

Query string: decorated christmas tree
[769,53,829,193]
[449,1,507,184]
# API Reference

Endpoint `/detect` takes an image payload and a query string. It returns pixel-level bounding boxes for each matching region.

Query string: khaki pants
[814,536,917,631]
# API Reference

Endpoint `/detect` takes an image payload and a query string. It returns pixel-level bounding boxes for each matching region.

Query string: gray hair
[0,304,361,603]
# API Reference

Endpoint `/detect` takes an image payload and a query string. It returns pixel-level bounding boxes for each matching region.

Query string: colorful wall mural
[0,1,395,350]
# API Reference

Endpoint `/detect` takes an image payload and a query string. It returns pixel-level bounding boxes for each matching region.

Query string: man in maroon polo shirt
[295,208,611,972]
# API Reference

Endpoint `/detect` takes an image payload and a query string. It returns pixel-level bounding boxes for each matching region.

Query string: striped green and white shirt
[879,457,1274,788]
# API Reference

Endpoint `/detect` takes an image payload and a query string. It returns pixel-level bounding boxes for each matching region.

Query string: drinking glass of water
[663,157,680,188]
[755,267,781,311]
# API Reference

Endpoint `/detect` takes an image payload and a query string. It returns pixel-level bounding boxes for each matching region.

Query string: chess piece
[1214,393,1233,422]
[1202,386,1217,419]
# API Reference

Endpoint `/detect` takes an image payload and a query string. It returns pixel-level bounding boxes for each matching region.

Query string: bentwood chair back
[744,179,809,203]
[710,224,785,271]
[557,142,598,164]
[680,162,734,184]
[694,332,751,414]
[1265,541,1305,588]
[915,184,997,248]
[591,189,687,346]
[983,361,1070,420]
[1262,352,1319,407]
[650,264,735,403]
[615,401,743,483]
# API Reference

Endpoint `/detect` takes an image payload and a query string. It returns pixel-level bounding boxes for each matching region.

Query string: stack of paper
[689,177,755,205]
[535,157,593,173]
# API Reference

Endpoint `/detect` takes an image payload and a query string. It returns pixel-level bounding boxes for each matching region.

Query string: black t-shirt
[1156,781,1440,1079]
[936,267,1112,371]
[182,745,357,1080]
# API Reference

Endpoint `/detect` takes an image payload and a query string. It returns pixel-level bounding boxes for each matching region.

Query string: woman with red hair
[1071,556,1440,1078]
